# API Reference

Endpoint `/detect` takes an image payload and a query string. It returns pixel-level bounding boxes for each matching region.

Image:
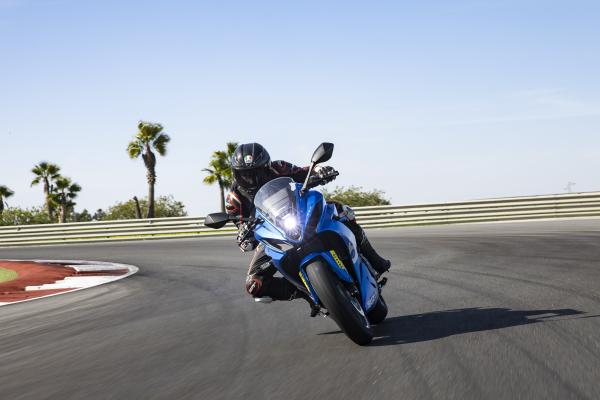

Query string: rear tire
[305,259,373,345]
[367,295,388,324]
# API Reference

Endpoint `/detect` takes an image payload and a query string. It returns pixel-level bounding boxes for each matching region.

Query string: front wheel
[305,259,373,345]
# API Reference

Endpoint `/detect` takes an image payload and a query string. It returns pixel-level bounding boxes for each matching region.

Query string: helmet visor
[234,167,269,190]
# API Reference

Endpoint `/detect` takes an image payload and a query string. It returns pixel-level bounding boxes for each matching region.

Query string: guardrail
[1,191,599,247]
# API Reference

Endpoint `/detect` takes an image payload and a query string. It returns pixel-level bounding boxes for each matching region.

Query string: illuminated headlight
[280,214,301,240]
[283,215,298,230]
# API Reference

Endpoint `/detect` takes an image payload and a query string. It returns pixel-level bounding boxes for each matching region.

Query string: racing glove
[313,165,338,182]
[237,223,257,252]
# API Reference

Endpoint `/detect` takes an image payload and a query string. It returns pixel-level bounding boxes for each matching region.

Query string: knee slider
[245,275,264,296]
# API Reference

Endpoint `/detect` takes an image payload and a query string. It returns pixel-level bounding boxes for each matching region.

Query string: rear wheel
[367,295,388,324]
[305,259,373,345]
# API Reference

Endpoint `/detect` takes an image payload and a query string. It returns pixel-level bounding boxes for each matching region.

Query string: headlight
[279,214,301,240]
[283,215,298,230]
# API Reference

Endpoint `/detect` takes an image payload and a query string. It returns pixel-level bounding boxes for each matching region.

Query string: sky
[1,0,599,216]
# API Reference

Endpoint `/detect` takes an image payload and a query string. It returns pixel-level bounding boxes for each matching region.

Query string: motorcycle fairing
[253,180,379,313]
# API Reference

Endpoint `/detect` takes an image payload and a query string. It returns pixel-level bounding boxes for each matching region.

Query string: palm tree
[0,185,14,215]
[51,177,82,223]
[127,121,170,218]
[203,142,238,212]
[31,161,61,218]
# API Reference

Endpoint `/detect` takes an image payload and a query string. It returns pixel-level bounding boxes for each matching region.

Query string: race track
[1,220,599,400]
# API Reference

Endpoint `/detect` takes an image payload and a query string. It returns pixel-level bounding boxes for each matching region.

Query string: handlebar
[237,216,263,243]
[306,171,339,190]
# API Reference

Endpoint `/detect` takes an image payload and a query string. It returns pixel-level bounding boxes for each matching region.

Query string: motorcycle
[204,143,387,345]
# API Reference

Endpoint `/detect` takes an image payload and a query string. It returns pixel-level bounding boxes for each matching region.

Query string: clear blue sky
[1,0,599,215]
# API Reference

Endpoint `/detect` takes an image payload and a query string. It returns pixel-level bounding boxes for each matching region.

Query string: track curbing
[0,260,138,307]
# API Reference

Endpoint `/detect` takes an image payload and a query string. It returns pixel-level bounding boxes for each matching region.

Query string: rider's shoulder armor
[271,160,310,182]
[225,189,242,215]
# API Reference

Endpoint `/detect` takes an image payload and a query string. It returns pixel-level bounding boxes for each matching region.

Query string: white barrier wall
[1,192,599,247]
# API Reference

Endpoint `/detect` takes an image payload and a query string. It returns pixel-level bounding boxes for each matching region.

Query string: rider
[226,143,390,314]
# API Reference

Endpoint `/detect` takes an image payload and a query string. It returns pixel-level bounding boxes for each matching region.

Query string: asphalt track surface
[1,220,600,400]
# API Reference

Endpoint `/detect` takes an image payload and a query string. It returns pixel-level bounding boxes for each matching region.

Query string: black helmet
[231,143,272,194]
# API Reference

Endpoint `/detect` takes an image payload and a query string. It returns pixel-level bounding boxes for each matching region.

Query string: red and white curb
[0,260,138,307]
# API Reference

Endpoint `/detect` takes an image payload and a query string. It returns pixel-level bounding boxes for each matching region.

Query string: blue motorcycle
[205,143,388,345]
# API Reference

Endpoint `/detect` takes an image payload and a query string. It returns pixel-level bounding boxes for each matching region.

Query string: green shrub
[322,186,391,207]
[74,209,93,222]
[100,195,187,220]
[0,207,53,226]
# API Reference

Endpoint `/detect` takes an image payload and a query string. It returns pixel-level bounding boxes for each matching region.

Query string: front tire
[305,259,373,345]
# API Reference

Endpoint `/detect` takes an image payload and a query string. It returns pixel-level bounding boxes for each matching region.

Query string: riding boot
[262,277,299,300]
[330,202,390,275]
[344,220,390,274]
[360,235,391,274]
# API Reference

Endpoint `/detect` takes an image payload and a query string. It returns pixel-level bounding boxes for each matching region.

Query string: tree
[31,161,61,218]
[127,121,171,218]
[93,209,106,221]
[0,185,14,215]
[0,206,53,226]
[51,176,82,223]
[322,186,391,207]
[74,209,93,222]
[203,142,238,212]
[100,195,187,220]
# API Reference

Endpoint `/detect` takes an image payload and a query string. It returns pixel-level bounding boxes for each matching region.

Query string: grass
[0,267,18,283]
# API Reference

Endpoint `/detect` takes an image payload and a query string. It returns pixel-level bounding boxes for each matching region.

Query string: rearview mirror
[204,212,230,229]
[311,142,334,164]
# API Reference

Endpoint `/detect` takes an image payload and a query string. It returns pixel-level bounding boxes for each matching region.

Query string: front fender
[299,251,354,304]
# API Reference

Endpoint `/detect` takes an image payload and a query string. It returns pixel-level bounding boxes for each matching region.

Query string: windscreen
[254,177,301,239]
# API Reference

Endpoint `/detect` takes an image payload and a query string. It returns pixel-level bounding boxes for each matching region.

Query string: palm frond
[203,142,239,190]
[153,133,170,156]
[129,122,169,159]
[47,164,61,177]
[69,183,82,194]
[47,193,61,206]
[226,142,238,156]
[0,185,14,198]
[56,176,69,189]
[137,121,164,142]
[202,168,217,185]
[31,161,61,182]
[203,175,218,185]
[36,161,49,171]
[50,177,81,207]
[127,141,143,159]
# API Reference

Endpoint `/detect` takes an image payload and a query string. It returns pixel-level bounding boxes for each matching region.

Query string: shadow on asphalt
[319,308,586,344]
[365,307,584,346]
